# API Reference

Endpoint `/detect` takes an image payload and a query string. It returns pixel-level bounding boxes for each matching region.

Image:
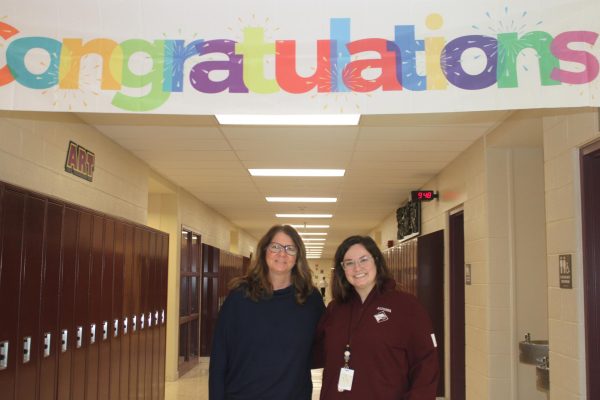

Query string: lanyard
[343,299,368,368]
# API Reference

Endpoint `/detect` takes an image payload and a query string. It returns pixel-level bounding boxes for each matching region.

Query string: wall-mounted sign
[64,141,95,182]
[411,190,439,202]
[465,264,471,285]
[559,254,572,289]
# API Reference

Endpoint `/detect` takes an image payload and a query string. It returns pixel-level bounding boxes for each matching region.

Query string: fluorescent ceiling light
[216,114,360,125]
[250,169,345,177]
[290,224,330,229]
[276,214,332,218]
[302,238,326,241]
[299,232,327,236]
[266,197,337,203]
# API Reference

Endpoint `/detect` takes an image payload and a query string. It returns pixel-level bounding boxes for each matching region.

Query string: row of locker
[0,182,169,400]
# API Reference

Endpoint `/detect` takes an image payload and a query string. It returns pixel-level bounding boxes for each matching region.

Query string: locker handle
[148,312,152,328]
[132,315,137,332]
[76,326,83,348]
[155,311,159,326]
[61,329,68,352]
[123,317,128,335]
[102,321,108,340]
[23,336,31,363]
[43,332,51,357]
[161,309,165,325]
[113,319,119,337]
[0,340,8,370]
[140,314,145,330]
[90,324,96,344]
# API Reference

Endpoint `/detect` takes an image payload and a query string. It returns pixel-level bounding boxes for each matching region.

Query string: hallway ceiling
[78,111,511,259]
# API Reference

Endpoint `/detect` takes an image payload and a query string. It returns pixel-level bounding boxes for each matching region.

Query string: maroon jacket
[314,280,439,400]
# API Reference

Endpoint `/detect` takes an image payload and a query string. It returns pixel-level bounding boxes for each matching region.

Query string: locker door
[98,219,114,400]
[71,211,92,400]
[38,201,64,400]
[120,223,134,400]
[158,234,168,400]
[15,195,46,399]
[110,221,124,400]
[151,234,160,400]
[85,214,104,400]
[56,207,79,400]
[128,227,142,399]
[137,229,149,399]
[0,188,25,400]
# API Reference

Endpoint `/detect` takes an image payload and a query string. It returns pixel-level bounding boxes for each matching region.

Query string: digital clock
[411,190,438,202]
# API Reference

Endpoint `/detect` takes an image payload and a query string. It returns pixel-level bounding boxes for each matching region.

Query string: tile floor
[165,358,323,400]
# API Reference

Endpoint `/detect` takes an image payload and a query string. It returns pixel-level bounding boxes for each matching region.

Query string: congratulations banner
[1,0,599,114]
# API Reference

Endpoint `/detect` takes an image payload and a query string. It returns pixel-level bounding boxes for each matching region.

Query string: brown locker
[110,221,124,400]
[38,201,64,400]
[138,229,150,399]
[128,227,142,399]
[98,219,115,400]
[147,233,157,400]
[86,214,104,400]
[56,207,79,400]
[0,188,25,400]
[158,234,168,400]
[120,223,134,400]
[71,211,93,400]
[150,233,162,400]
[15,195,46,400]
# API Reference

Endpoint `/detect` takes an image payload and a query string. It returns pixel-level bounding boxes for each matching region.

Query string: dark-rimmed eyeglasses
[340,255,373,270]
[267,242,298,256]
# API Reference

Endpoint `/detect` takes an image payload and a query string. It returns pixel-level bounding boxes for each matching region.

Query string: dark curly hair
[230,225,315,304]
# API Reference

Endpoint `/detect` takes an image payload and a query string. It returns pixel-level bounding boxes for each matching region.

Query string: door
[581,141,600,399]
[417,230,445,397]
[449,211,466,400]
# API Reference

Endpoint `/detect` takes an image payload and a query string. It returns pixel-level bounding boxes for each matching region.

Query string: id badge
[337,367,354,391]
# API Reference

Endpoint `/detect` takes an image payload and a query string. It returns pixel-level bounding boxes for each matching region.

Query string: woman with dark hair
[314,235,439,399]
[209,225,325,400]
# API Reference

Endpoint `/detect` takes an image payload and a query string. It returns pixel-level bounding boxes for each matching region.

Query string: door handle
[22,336,31,363]
[0,340,8,369]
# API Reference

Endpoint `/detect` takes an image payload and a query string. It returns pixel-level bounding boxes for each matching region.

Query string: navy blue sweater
[209,285,325,400]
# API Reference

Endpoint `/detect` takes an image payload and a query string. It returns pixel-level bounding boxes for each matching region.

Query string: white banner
[1,0,599,115]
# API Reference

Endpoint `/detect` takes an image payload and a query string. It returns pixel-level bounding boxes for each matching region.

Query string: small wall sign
[559,254,572,289]
[465,264,471,285]
[65,141,95,182]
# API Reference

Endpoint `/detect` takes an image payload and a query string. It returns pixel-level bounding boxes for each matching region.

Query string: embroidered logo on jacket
[373,310,389,323]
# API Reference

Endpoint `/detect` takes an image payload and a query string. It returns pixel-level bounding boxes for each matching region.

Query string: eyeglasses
[267,242,298,256]
[340,255,373,270]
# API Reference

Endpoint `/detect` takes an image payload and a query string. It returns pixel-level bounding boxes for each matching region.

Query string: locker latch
[102,321,108,341]
[61,329,68,352]
[154,311,159,326]
[0,340,8,370]
[43,332,51,357]
[161,309,165,325]
[23,336,31,363]
[123,317,128,335]
[132,315,137,332]
[113,319,119,337]
[140,314,145,330]
[147,312,152,328]
[76,326,83,348]
[90,324,96,344]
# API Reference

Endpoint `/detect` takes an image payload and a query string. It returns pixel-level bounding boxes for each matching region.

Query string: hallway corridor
[165,359,323,400]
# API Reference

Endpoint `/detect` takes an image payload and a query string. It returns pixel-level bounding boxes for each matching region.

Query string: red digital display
[411,190,438,202]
